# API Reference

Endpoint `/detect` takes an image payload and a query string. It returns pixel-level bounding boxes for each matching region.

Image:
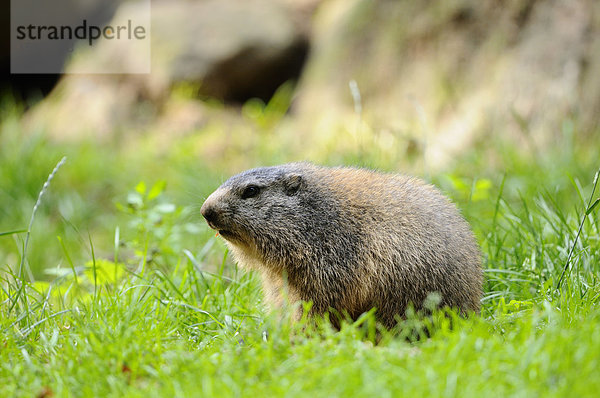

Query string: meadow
[1,95,599,397]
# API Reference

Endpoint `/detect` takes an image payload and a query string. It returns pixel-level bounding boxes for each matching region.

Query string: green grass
[1,96,600,397]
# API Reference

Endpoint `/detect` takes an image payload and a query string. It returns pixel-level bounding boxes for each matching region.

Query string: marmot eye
[241,185,260,199]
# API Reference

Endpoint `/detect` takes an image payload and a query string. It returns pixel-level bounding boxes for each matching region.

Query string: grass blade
[57,236,79,285]
[586,198,599,216]
[88,232,98,301]
[17,156,67,281]
[556,167,600,290]
[0,229,27,238]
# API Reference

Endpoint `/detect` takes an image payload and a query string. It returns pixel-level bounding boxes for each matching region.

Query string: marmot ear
[284,173,302,196]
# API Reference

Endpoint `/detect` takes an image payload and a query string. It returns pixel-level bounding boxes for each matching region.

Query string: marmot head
[200,164,307,248]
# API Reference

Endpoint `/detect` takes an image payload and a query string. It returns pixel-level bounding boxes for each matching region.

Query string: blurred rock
[157,0,309,102]
[25,0,310,139]
[293,0,600,169]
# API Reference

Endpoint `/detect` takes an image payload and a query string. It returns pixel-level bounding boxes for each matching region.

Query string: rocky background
[3,0,599,171]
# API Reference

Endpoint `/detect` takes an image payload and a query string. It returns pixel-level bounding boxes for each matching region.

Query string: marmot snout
[201,163,483,328]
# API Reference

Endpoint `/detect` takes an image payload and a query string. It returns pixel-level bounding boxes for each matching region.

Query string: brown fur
[201,163,483,328]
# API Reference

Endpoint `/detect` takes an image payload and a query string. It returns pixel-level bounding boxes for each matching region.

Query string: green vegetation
[1,95,599,397]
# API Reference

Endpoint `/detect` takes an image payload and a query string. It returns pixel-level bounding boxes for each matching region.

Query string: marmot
[201,163,482,328]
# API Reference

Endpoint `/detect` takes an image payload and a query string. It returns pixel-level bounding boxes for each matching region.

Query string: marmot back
[201,163,483,328]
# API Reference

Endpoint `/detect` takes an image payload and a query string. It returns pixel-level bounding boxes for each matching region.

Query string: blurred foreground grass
[1,94,599,397]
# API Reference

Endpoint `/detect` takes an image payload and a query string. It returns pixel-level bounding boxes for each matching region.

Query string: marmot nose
[201,190,227,229]
[201,205,218,225]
